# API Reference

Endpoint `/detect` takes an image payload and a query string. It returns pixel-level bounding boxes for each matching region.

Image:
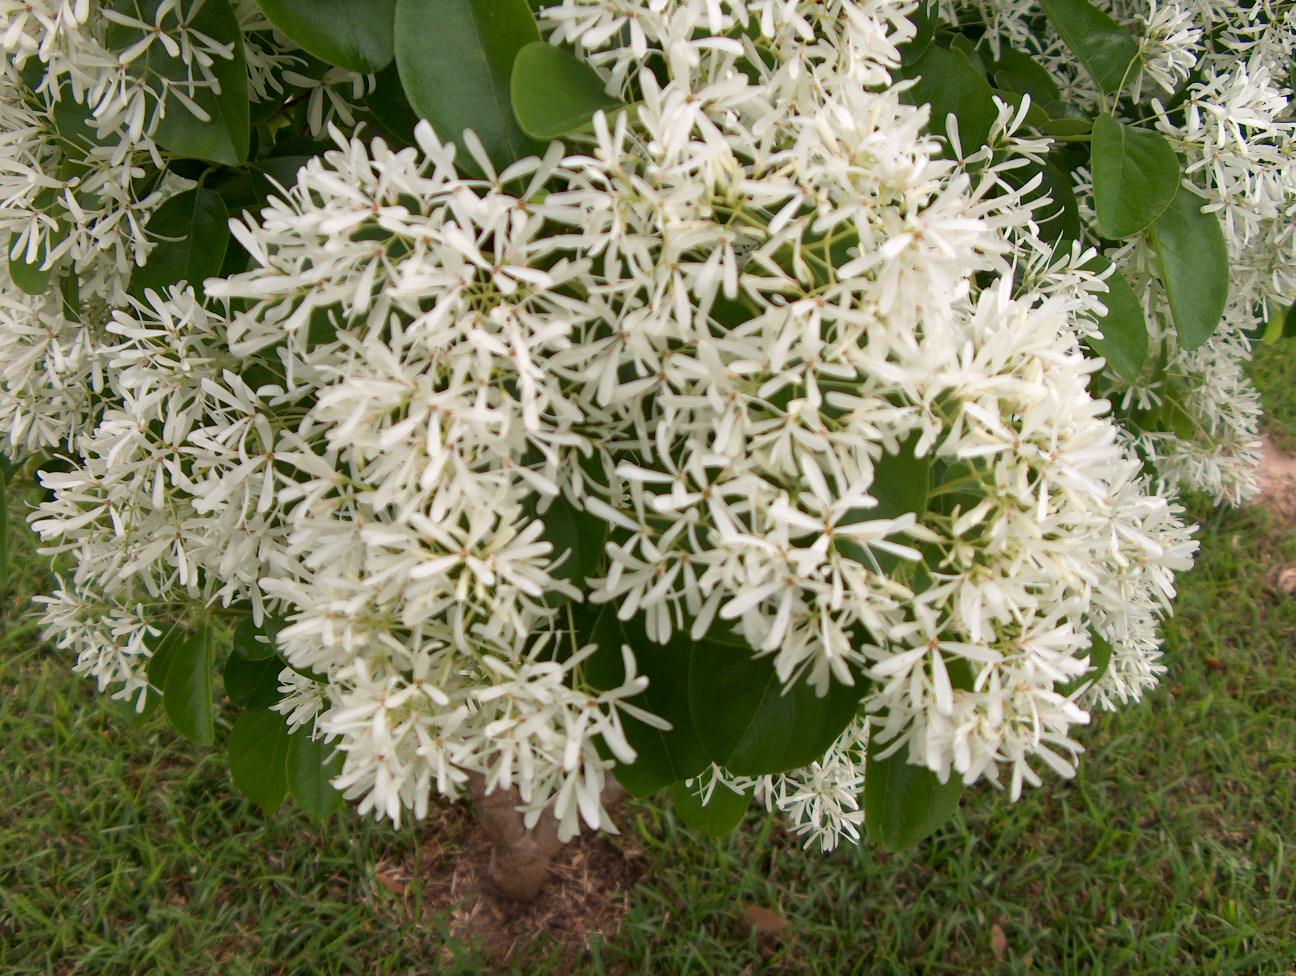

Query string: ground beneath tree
[1255,436,1296,522]
[367,797,649,969]
[1253,436,1296,593]
[358,438,1296,970]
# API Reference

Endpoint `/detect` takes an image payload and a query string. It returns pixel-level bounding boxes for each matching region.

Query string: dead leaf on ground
[740,904,788,938]
[990,923,1009,959]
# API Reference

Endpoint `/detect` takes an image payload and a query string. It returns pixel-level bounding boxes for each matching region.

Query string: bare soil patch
[367,798,649,971]
[1254,436,1296,524]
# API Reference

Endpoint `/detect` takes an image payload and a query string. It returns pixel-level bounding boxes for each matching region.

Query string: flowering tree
[0,0,1290,901]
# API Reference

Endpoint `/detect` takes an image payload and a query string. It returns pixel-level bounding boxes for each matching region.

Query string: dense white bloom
[3,0,1237,853]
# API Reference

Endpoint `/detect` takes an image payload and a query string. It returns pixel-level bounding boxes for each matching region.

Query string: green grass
[5,418,1296,972]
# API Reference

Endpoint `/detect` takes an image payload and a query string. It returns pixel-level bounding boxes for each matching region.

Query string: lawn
[3,345,1296,974]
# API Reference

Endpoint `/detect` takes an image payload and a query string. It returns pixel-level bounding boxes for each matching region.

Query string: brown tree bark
[466,775,627,902]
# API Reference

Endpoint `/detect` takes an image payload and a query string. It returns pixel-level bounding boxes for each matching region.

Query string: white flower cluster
[942,0,1295,504]
[5,0,1213,850]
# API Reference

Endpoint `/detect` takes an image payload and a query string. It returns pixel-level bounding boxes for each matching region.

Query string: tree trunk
[466,776,627,902]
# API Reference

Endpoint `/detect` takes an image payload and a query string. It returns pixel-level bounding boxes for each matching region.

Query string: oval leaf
[231,613,286,661]
[228,708,291,812]
[897,44,997,150]
[864,742,965,851]
[1041,0,1141,95]
[394,0,544,176]
[1091,114,1180,239]
[223,652,283,710]
[132,187,230,297]
[990,44,1062,106]
[255,0,397,73]
[581,606,709,797]
[1085,262,1148,380]
[511,41,623,140]
[286,730,346,819]
[689,637,864,777]
[163,620,215,747]
[8,233,53,295]
[108,0,250,164]
[533,492,608,596]
[672,779,752,838]
[1149,185,1230,351]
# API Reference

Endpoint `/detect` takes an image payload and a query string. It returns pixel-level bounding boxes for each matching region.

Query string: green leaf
[582,607,709,797]
[109,0,250,165]
[231,614,285,661]
[1041,0,1141,95]
[1285,302,1296,340]
[534,492,608,596]
[131,187,230,297]
[897,43,997,151]
[7,232,53,295]
[162,620,216,746]
[223,652,283,710]
[1091,114,1180,239]
[899,1,938,65]
[142,619,187,721]
[689,638,864,777]
[364,62,423,148]
[837,437,930,571]
[511,41,623,140]
[864,740,965,850]
[671,779,751,837]
[1058,631,1115,696]
[992,89,1050,129]
[990,44,1062,107]
[286,730,347,819]
[949,34,986,75]
[1085,263,1148,380]
[255,0,397,73]
[227,708,291,812]
[394,0,544,177]
[1149,185,1230,351]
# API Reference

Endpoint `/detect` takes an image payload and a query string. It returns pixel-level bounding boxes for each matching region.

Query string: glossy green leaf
[132,187,229,297]
[1041,0,1141,95]
[672,779,752,837]
[582,607,709,797]
[394,0,544,176]
[511,41,623,140]
[864,741,965,850]
[107,0,250,164]
[897,43,997,151]
[223,652,283,710]
[1091,114,1180,239]
[1085,263,1148,380]
[162,620,216,746]
[287,730,347,819]
[1285,302,1296,339]
[255,0,397,73]
[1149,185,1230,351]
[689,637,864,777]
[228,708,291,812]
